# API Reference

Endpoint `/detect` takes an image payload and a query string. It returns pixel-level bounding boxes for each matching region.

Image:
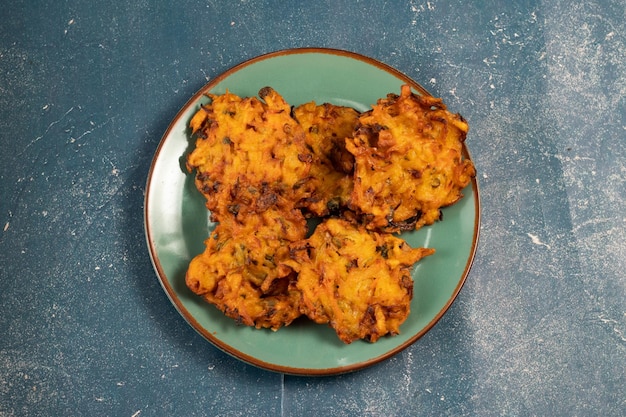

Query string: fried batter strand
[187,87,315,220]
[288,218,435,343]
[293,102,359,216]
[186,206,307,330]
[346,84,476,232]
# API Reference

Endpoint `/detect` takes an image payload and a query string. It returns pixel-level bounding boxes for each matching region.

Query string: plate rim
[144,47,481,376]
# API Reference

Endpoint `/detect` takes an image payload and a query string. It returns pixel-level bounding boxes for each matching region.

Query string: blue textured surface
[1,1,624,416]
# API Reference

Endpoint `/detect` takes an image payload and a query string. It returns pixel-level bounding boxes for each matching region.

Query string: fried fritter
[185,205,307,330]
[288,218,435,343]
[346,84,476,232]
[187,87,315,220]
[184,86,475,342]
[293,102,359,216]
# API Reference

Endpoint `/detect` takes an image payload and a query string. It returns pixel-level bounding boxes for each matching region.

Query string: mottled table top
[1,1,624,416]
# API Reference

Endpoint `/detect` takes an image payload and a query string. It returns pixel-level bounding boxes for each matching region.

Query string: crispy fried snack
[288,218,435,343]
[186,87,315,220]
[184,86,475,341]
[346,84,476,232]
[293,102,359,216]
[186,205,307,330]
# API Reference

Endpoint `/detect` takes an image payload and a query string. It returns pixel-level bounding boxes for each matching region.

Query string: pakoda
[346,84,475,232]
[287,218,435,343]
[185,205,307,330]
[183,85,475,343]
[292,102,359,216]
[187,87,315,220]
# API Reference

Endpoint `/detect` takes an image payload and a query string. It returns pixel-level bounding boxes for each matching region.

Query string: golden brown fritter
[184,86,475,342]
[287,218,435,343]
[346,84,476,232]
[186,206,307,330]
[292,102,359,216]
[186,87,315,220]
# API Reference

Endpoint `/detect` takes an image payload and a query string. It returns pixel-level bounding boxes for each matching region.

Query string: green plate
[144,48,480,375]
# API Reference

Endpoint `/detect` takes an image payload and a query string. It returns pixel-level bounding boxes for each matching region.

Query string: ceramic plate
[144,48,480,376]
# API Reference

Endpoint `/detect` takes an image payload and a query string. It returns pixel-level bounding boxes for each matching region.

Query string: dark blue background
[1,1,624,416]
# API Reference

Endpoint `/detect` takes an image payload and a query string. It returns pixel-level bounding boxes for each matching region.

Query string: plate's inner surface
[145,49,479,375]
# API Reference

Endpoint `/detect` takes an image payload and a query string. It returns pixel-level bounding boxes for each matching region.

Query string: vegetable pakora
[185,205,307,330]
[288,218,435,343]
[293,102,359,216]
[346,84,476,232]
[186,87,315,220]
[183,85,474,343]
